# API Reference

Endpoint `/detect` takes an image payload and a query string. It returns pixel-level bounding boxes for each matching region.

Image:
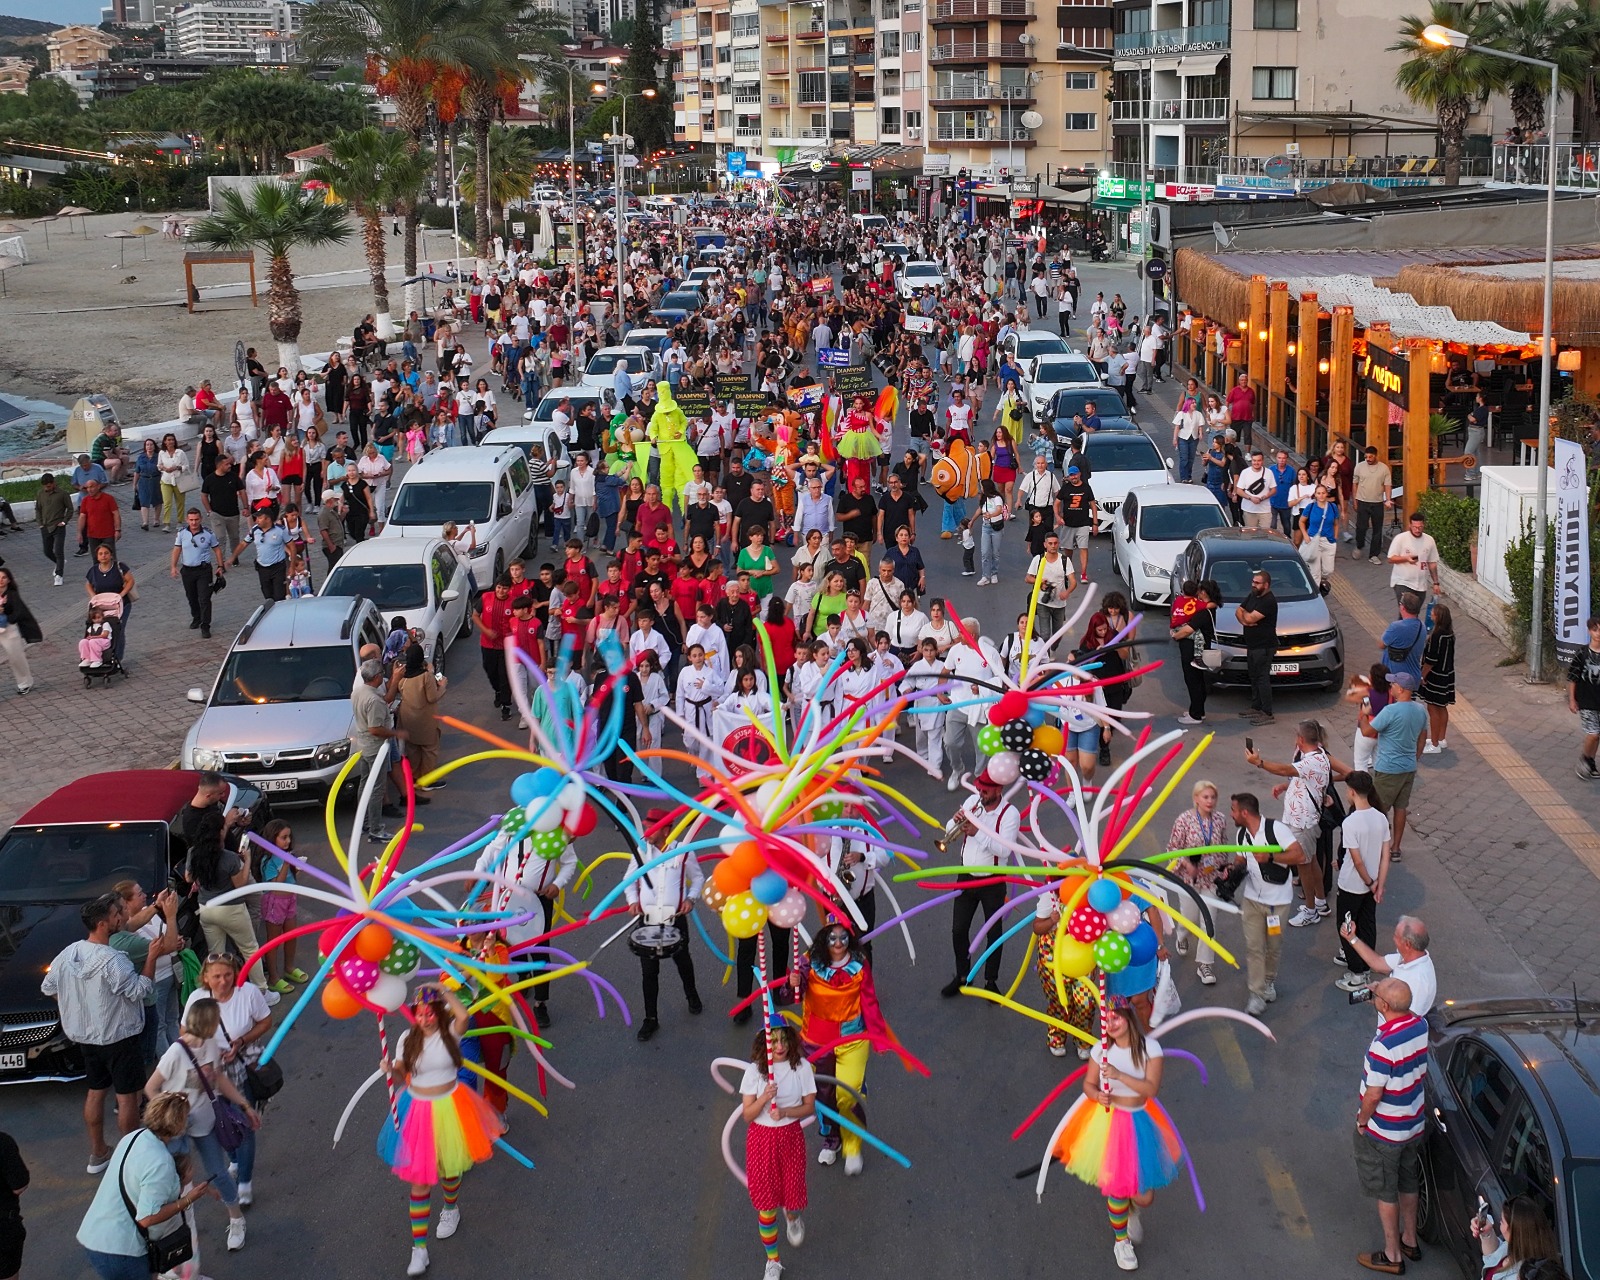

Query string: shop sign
[1359,343,1409,409]
[1094,173,1156,202]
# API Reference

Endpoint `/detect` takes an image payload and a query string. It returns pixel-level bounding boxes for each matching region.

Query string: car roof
[1013,328,1065,342]
[19,770,201,825]
[1192,526,1294,548]
[399,445,521,476]
[233,596,373,649]
[903,260,940,269]
[591,345,649,357]
[1125,483,1224,506]
[323,536,445,566]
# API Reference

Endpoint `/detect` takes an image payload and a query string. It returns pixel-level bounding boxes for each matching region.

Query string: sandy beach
[0,208,466,434]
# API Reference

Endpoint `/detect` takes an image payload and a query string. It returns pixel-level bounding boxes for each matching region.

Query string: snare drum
[628,922,686,959]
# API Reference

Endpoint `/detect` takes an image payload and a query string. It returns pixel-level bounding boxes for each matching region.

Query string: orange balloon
[728,840,767,878]
[1032,725,1065,756]
[353,924,394,963]
[712,856,752,896]
[321,978,364,1019]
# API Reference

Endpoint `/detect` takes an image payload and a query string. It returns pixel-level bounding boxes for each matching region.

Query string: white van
[379,446,537,581]
[851,213,889,233]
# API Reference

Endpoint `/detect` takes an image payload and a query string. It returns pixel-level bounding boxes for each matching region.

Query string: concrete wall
[206,174,282,212]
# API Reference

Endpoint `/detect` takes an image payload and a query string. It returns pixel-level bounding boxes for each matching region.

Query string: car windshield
[388,480,494,526]
[0,822,164,903]
[1085,436,1164,471]
[904,264,940,278]
[1034,358,1097,384]
[211,644,355,706]
[1015,335,1068,361]
[661,293,701,310]
[1570,1162,1600,1280]
[323,563,428,610]
[1206,553,1319,603]
[587,351,645,376]
[1053,391,1113,421]
[1140,503,1227,542]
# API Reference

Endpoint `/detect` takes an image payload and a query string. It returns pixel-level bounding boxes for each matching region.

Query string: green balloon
[977,724,1005,756]
[532,828,568,859]
[382,940,421,976]
[1094,933,1132,973]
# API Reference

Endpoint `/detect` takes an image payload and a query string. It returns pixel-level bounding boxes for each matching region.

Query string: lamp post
[1424,23,1558,679]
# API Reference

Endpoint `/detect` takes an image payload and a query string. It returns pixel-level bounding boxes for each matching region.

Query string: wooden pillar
[1267,281,1290,436]
[1574,348,1600,400]
[1247,274,1268,395]
[1401,337,1432,516]
[1295,292,1320,457]
[1365,323,1394,463]
[1328,305,1355,445]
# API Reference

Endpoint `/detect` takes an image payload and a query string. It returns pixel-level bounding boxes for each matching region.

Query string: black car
[1420,997,1600,1280]
[0,770,271,1083]
[1048,388,1133,434]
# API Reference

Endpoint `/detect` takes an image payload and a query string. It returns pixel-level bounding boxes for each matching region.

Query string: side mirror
[441,589,460,603]
[186,687,206,703]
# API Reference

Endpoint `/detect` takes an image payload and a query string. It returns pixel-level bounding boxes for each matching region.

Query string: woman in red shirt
[757,596,799,679]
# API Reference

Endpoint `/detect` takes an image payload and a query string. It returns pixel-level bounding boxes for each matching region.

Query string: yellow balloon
[721,891,767,939]
[1032,724,1065,756]
[1056,937,1098,978]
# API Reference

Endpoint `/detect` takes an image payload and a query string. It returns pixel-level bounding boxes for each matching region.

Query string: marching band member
[940,767,1022,999]
[624,816,705,1042]
[826,814,889,941]
[471,818,578,1030]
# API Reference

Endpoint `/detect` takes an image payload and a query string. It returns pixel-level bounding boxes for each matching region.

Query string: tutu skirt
[1052,1096,1183,1199]
[836,429,884,460]
[377,1084,505,1185]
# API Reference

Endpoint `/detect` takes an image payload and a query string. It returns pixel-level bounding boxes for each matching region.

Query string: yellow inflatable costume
[643,382,699,513]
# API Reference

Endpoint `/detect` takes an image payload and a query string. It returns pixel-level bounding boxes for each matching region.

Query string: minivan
[379,446,537,581]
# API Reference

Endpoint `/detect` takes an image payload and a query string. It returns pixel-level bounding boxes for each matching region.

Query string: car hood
[0,901,79,1016]
[192,700,353,750]
[1215,596,1334,638]
[1091,468,1169,500]
[1132,536,1199,567]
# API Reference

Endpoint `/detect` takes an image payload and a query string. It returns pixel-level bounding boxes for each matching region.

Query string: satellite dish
[1019,110,1044,130]
[1212,220,1234,250]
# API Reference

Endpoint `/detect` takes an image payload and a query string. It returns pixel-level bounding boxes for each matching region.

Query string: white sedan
[896,260,945,299]
[1022,354,1103,421]
[318,536,472,671]
[581,346,653,396]
[1110,483,1232,606]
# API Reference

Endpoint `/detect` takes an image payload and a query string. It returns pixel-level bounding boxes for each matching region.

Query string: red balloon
[565,803,599,838]
[988,690,1031,725]
[1068,905,1108,944]
[318,918,356,960]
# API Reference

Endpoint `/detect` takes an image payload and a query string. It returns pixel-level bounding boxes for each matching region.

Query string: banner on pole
[1553,436,1592,663]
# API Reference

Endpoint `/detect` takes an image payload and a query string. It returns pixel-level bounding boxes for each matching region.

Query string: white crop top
[1092,1037,1163,1101]
[397,1031,459,1091]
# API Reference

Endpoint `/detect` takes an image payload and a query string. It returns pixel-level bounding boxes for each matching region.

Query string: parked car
[658,290,703,313]
[896,261,945,299]
[1023,354,1103,422]
[318,536,471,670]
[684,266,724,291]
[581,345,654,397]
[379,445,537,582]
[1168,527,1344,689]
[1110,483,1231,606]
[183,596,388,800]
[0,770,274,1084]
[1420,996,1600,1280]
[1077,430,1171,532]
[1001,328,1073,383]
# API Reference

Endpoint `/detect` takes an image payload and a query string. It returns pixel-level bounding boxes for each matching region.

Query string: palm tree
[1487,0,1583,136]
[299,0,503,312]
[1391,2,1497,185]
[456,124,541,246]
[193,183,352,375]
[1571,0,1600,142]
[305,128,431,338]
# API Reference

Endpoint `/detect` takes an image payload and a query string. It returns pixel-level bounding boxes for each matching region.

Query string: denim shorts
[1068,726,1100,754]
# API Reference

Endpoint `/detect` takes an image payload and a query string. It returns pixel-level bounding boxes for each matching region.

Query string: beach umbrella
[0,253,19,296]
[57,205,93,235]
[129,224,158,259]
[105,228,136,268]
[33,215,55,249]
[0,221,24,235]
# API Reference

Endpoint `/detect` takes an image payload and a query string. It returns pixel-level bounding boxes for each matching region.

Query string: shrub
[1415,488,1478,573]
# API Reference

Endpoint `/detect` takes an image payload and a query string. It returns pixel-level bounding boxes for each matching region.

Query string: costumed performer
[1033,865,1097,1060]
[741,1023,816,1280]
[378,984,505,1277]
[625,815,706,1042]
[646,382,699,514]
[471,820,577,1029]
[941,767,1022,998]
[835,394,882,492]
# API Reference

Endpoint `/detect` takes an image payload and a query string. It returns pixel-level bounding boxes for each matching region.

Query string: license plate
[257,778,299,792]
[0,1053,25,1072]
[1270,662,1300,675]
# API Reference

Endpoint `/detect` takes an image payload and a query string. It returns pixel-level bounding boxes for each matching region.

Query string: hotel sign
[1359,343,1409,409]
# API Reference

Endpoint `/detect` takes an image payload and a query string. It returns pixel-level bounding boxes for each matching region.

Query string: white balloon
[531,802,567,831]
[754,779,783,815]
[557,778,586,815]
[368,973,409,1012]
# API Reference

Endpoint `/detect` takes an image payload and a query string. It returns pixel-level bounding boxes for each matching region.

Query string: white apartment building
[165,0,304,61]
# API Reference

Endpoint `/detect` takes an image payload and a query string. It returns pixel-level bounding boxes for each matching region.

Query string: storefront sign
[1554,436,1593,663]
[1160,183,1214,202]
[1094,173,1156,202]
[1359,343,1409,409]
[921,155,951,176]
[851,170,871,191]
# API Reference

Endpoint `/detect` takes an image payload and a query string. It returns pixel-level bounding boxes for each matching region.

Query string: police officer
[169,507,226,637]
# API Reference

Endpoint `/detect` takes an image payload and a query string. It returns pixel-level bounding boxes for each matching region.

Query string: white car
[1001,328,1074,384]
[1022,354,1103,421]
[623,326,671,360]
[684,266,724,291]
[1078,429,1173,533]
[318,536,472,670]
[1110,483,1232,606]
[896,260,945,299]
[581,346,653,397]
[379,446,536,582]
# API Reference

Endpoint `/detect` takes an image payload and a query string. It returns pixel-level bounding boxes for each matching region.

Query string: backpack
[1239,818,1291,884]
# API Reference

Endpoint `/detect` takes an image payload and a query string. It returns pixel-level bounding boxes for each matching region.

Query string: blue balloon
[1086,879,1123,914]
[510,768,563,808]
[750,869,788,906]
[1024,702,1048,727]
[1127,922,1160,965]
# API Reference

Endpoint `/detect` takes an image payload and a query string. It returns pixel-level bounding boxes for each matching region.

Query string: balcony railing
[734,126,762,139]
[796,55,826,69]
[931,80,1034,102]
[933,124,1034,141]
[932,0,1035,16]
[930,40,1035,60]
[766,58,790,71]
[1108,160,1218,185]
[1492,141,1600,190]
[1217,153,1488,189]
[733,92,762,104]
[797,91,828,104]
[1110,96,1229,122]
[767,92,788,106]
[1112,23,1229,53]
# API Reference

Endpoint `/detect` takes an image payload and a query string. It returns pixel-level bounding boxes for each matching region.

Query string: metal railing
[1491,141,1600,190]
[734,127,762,139]
[1215,152,1489,188]
[933,124,1034,141]
[1110,96,1229,121]
[1112,23,1229,52]
[932,0,1035,17]
[766,58,790,71]
[931,80,1033,101]
[930,41,1034,60]
[1107,160,1218,184]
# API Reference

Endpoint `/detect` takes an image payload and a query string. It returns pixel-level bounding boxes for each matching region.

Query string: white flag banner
[1553,436,1592,662]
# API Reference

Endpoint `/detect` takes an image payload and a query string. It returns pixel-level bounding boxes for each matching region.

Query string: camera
[1213,861,1247,905]
[1038,583,1055,603]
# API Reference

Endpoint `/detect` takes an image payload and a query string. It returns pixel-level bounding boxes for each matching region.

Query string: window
[1063,112,1098,130]
[904,70,922,89]
[716,45,730,62]
[1062,71,1097,90]
[882,106,901,131]
[903,30,921,51]
[904,108,921,129]
[1253,0,1296,26]
[881,68,901,94]
[1498,1097,1556,1217]
[1449,1040,1518,1150]
[881,0,899,14]
[1251,65,1296,99]
[1193,0,1230,25]
[881,29,900,56]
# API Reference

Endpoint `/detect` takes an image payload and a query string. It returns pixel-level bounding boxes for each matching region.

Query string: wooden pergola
[183,250,256,313]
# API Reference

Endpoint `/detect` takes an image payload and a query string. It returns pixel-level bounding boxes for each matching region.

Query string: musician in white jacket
[472,824,578,1026]
[941,767,1024,998]
[624,824,706,1042]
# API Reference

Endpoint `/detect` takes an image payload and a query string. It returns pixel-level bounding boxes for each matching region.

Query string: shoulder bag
[222,1020,285,1102]
[116,1132,195,1274]
[178,1040,248,1153]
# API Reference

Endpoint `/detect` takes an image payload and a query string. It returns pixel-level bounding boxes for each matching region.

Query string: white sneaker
[437,1206,459,1239]
[1263,982,1278,1003]
[844,1153,863,1176]
[1049,1044,1067,1058]
[1196,963,1216,985]
[1114,1238,1139,1270]
[947,774,961,792]
[1127,1204,1144,1243]
[517,717,528,729]
[1172,932,1187,956]
[53,573,63,586]
[763,1261,783,1280]
[1287,904,1321,928]
[1077,1044,1092,1060]
[1246,995,1267,1016]
[227,1216,246,1251]
[1422,742,1442,755]
[408,1245,430,1276]
[1336,970,1370,992]
[236,1180,252,1206]
[1351,548,1362,560]
[816,1146,838,1166]
[262,988,281,1006]
[786,1213,805,1246]
[1176,714,1203,726]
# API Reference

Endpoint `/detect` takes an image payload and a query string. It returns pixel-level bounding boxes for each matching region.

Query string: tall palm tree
[456,124,541,245]
[1391,2,1497,185]
[299,0,502,312]
[305,127,431,338]
[1570,0,1600,142]
[1487,0,1583,136]
[193,183,352,375]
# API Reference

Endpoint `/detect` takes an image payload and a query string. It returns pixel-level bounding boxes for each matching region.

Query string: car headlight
[1302,628,1341,645]
[1141,562,1168,580]
[314,739,352,765]
[191,747,221,771]
[471,543,491,557]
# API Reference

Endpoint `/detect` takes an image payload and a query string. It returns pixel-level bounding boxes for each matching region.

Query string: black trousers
[1271,507,1295,539]
[736,923,793,998]
[951,874,1007,983]
[1354,501,1385,559]
[180,563,215,627]
[480,645,511,710]
[41,523,66,575]
[1181,656,1209,720]
[255,560,287,601]
[639,943,699,1020]
[1246,646,1273,715]
[1337,887,1377,974]
[525,894,554,1002]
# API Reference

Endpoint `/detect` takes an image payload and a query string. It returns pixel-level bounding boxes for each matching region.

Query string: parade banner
[674,388,712,418]
[835,366,876,398]
[818,347,852,368]
[902,314,935,334]
[1554,436,1593,663]
[715,374,749,399]
[733,390,770,418]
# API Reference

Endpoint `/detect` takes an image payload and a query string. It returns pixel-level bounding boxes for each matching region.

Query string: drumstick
[587,917,639,963]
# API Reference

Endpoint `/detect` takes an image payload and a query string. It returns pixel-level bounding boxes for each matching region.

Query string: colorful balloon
[986,750,1021,785]
[1031,724,1064,755]
[353,924,393,962]
[988,690,1031,725]
[1127,922,1160,966]
[367,972,409,1013]
[1024,702,1048,727]
[337,956,380,993]
[1018,748,1052,781]
[727,841,767,879]
[1107,900,1143,935]
[1094,932,1132,973]
[712,856,753,896]
[722,891,768,939]
[977,724,1005,757]
[1055,937,1098,978]
[702,879,730,911]
[768,887,807,929]
[530,827,567,859]
[380,940,421,977]
[321,977,364,1019]
[1086,879,1123,914]
[565,803,599,838]
[1068,905,1107,943]
[750,869,788,906]
[318,917,355,960]
[509,768,563,807]
[1000,721,1034,753]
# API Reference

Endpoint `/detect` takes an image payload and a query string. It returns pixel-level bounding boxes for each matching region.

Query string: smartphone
[1245,737,1254,754]
[1476,1196,1493,1229]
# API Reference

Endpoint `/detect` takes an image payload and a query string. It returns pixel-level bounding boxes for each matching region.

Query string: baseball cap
[1386,671,1419,691]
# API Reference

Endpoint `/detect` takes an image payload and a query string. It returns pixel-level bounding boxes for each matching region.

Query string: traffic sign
[1143,258,1167,280]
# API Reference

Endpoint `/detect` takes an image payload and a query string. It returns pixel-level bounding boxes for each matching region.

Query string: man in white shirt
[1234,449,1277,530]
[1137,328,1163,393]
[624,826,706,1039]
[940,768,1024,997]
[942,618,1006,790]
[1230,790,1306,1016]
[1340,912,1436,1016]
[472,824,577,1023]
[568,452,596,545]
[1386,511,1442,609]
[1015,456,1062,524]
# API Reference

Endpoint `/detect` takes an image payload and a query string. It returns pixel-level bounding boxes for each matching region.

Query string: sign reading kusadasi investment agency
[1359,343,1409,410]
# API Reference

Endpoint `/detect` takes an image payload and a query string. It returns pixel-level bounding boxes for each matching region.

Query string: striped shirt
[1362,1013,1429,1143]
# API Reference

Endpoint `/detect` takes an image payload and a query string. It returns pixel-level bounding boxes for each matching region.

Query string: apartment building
[165,0,304,61]
[0,57,31,95]
[47,25,118,72]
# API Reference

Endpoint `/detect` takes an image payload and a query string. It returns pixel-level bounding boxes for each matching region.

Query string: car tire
[1416,1146,1443,1245]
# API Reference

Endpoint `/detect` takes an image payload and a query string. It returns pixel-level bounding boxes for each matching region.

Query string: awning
[1279,272,1531,345]
[1178,53,1223,76]
[975,182,1091,204]
[1115,54,1184,73]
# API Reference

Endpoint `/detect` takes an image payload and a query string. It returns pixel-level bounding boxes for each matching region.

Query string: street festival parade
[2,3,1600,1279]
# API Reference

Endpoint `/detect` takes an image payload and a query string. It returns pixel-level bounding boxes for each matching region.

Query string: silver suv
[182,596,387,802]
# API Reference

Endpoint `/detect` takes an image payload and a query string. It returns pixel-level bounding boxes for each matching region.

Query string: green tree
[1570,0,1600,142]
[1486,0,1583,136]
[455,124,540,242]
[1390,2,1496,185]
[192,182,353,373]
[306,126,431,334]
[196,72,369,173]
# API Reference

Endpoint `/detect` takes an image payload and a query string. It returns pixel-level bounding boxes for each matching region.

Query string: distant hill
[0,15,56,38]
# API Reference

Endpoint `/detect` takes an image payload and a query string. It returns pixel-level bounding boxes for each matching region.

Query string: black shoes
[940,977,963,998]
[686,993,704,1015]
[637,1018,659,1042]
[984,979,1000,993]
[732,1006,753,1026]
[534,1002,550,1029]
[189,619,200,629]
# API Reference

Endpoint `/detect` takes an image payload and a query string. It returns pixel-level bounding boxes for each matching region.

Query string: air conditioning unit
[906,125,922,139]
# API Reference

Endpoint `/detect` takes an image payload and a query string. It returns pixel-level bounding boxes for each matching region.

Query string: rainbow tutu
[377,1083,505,1185]
[1051,1096,1184,1199]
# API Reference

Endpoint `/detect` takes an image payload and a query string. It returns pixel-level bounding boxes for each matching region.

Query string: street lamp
[1425,21,1559,679]
[603,82,655,325]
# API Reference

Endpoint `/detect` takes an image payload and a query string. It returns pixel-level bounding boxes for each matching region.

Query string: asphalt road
[9,449,1533,1280]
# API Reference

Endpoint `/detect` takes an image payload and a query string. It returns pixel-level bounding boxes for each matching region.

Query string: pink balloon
[1107,900,1143,935]
[986,750,1021,785]
[768,887,807,929]
[337,957,380,993]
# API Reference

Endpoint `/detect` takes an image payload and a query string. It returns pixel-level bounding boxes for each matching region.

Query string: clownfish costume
[930,435,990,502]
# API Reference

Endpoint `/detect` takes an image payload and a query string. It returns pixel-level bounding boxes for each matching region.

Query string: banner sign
[835,366,875,398]
[733,390,771,417]
[1554,436,1593,663]
[674,388,712,418]
[902,314,935,334]
[809,275,834,296]
[818,347,851,368]
[1359,343,1409,410]
[715,374,749,399]
[787,382,822,409]
[851,169,871,191]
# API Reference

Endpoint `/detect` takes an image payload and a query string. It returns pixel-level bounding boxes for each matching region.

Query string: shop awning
[1279,272,1531,344]
[1178,54,1224,76]
[975,182,1092,204]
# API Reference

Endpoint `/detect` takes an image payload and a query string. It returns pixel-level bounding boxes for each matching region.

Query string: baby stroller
[81,592,129,687]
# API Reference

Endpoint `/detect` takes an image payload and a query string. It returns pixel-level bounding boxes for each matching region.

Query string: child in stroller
[81,592,128,685]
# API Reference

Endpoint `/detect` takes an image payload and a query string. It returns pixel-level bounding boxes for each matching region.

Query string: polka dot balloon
[1068,905,1107,943]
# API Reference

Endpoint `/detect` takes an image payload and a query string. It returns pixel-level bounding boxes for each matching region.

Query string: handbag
[1150,960,1182,1027]
[179,1040,247,1153]
[584,510,600,540]
[116,1132,195,1274]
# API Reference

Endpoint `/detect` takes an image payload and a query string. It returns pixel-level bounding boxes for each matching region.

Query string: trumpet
[935,810,970,854]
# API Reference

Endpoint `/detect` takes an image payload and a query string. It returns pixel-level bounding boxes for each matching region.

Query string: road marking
[1257,1146,1315,1239]
[1331,577,1600,880]
[1210,1024,1253,1091]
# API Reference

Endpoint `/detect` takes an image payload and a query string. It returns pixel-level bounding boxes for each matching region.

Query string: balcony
[1109,96,1228,122]
[797,91,828,105]
[930,40,1036,61]
[1491,141,1600,191]
[933,124,1036,141]
[796,54,825,69]
[766,58,790,72]
[1108,159,1218,185]
[767,92,788,106]
[734,126,762,139]
[796,27,826,39]
[930,0,1034,20]
[1112,23,1228,54]
[733,91,762,104]
[930,79,1035,104]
